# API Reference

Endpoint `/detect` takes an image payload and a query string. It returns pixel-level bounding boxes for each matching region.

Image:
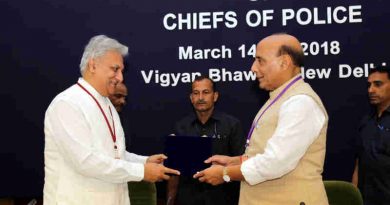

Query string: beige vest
[239,77,329,205]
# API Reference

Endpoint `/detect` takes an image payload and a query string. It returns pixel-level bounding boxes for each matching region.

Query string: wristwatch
[222,167,231,182]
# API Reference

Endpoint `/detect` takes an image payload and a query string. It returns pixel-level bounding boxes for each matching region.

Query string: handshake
[143,154,243,185]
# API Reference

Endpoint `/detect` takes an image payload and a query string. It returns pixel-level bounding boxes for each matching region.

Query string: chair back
[324,180,363,205]
[128,181,157,205]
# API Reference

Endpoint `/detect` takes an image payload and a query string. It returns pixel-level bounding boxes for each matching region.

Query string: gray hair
[79,35,128,75]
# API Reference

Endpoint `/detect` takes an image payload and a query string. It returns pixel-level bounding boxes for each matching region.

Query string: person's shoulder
[358,111,375,131]
[175,112,196,125]
[383,107,390,117]
[213,111,240,123]
[173,113,196,134]
[47,84,86,110]
[45,84,75,115]
[283,94,321,110]
[53,84,82,102]
[288,94,315,103]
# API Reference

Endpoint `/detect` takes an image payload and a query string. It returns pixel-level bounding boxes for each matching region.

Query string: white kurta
[44,78,147,205]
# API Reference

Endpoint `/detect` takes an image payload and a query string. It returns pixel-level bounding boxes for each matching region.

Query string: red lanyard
[77,83,117,150]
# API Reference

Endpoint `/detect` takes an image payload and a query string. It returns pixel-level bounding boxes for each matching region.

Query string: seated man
[167,76,245,205]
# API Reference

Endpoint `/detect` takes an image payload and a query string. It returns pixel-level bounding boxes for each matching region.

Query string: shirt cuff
[241,157,266,185]
[124,162,145,182]
[137,155,148,164]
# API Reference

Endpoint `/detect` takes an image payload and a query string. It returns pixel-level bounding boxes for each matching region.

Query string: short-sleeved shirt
[173,111,245,205]
[357,107,390,205]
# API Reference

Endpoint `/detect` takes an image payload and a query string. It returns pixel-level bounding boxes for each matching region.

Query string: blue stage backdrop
[0,0,389,197]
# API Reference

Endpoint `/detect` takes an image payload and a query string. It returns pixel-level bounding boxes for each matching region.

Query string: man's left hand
[147,154,167,164]
[193,165,224,186]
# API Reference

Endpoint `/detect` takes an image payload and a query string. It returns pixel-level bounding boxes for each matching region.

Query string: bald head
[260,33,304,67]
[250,33,304,91]
[260,34,302,50]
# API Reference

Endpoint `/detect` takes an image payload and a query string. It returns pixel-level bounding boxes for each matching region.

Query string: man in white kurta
[44,35,179,205]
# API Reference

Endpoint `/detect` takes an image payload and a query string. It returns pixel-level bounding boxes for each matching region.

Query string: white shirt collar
[77,77,110,106]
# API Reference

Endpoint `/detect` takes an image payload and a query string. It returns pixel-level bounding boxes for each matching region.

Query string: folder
[164,135,212,176]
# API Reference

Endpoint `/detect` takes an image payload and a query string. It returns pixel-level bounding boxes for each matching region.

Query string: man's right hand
[204,155,240,166]
[143,163,180,182]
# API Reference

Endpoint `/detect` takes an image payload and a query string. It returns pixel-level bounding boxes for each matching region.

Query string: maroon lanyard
[77,83,117,149]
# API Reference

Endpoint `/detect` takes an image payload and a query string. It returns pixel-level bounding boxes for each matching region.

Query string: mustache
[369,94,378,98]
[196,100,206,104]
